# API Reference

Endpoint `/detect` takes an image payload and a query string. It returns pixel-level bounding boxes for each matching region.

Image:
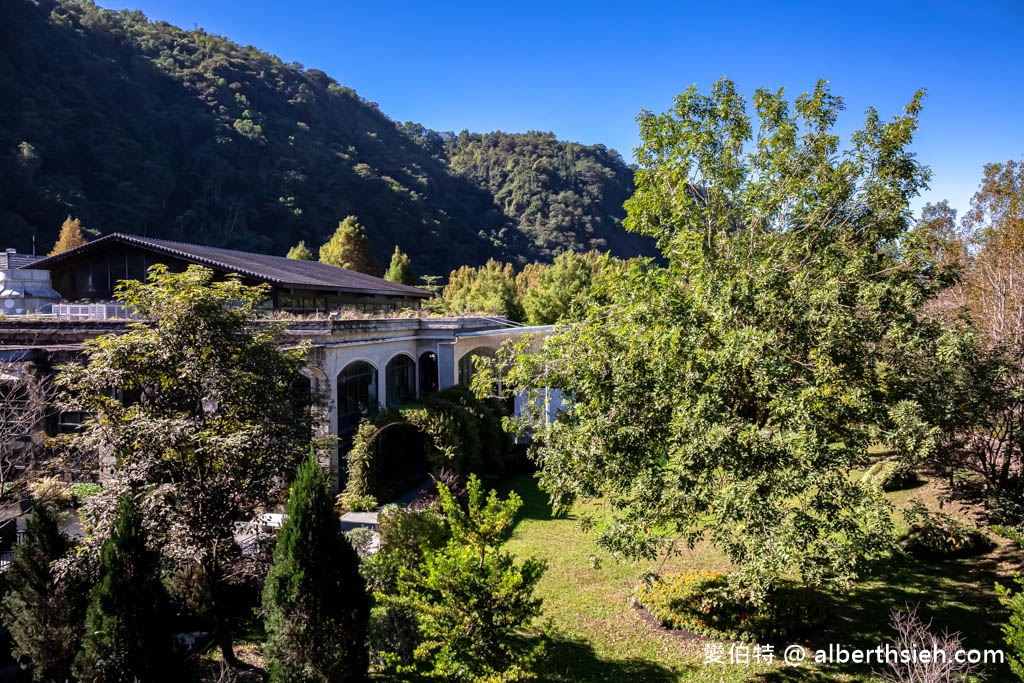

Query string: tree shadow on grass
[500,473,558,522]
[541,635,690,683]
[760,544,1021,682]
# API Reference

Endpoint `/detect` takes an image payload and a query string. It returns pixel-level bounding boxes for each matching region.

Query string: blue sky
[98,0,1024,218]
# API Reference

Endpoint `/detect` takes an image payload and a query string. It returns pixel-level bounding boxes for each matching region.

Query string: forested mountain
[0,0,654,276]
[444,131,644,259]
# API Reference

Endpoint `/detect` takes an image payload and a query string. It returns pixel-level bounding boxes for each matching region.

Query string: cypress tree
[74,493,174,683]
[0,504,81,682]
[319,216,379,276]
[49,215,87,255]
[384,246,416,286]
[286,241,314,260]
[263,454,370,682]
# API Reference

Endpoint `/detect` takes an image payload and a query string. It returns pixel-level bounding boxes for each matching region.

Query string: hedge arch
[338,387,510,510]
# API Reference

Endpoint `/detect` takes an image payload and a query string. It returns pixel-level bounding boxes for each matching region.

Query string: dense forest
[0,0,654,276]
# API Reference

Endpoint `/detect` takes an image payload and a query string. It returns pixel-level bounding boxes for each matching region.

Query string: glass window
[337,361,378,424]
[386,355,416,407]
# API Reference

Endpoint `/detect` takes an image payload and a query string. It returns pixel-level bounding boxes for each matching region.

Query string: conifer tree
[49,215,87,255]
[319,216,379,276]
[262,454,370,682]
[383,246,415,285]
[0,504,81,682]
[286,240,314,260]
[74,493,174,683]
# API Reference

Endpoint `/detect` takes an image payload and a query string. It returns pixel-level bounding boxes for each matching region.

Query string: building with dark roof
[26,233,430,313]
[0,249,43,270]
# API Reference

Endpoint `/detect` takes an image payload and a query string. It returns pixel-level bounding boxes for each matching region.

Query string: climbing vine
[338,387,511,511]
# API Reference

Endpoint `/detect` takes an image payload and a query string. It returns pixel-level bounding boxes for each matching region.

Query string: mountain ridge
[0,0,654,276]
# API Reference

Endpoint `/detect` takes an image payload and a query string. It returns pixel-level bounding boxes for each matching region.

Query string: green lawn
[501,472,1023,682]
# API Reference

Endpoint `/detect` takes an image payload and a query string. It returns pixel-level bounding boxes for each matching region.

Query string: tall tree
[520,250,601,325]
[965,159,1024,253]
[962,160,1024,348]
[440,259,523,321]
[74,493,174,683]
[262,453,370,682]
[504,79,940,597]
[383,246,415,286]
[925,161,1024,496]
[0,505,82,682]
[54,264,310,667]
[319,216,379,276]
[286,240,314,260]
[49,215,86,255]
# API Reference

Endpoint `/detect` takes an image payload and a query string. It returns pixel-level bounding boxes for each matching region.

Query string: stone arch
[385,353,416,407]
[457,346,498,387]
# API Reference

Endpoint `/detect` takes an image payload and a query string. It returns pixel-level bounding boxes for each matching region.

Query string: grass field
[501,472,1024,682]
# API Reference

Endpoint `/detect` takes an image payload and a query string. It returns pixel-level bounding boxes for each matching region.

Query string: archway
[337,360,378,434]
[385,354,416,407]
[419,351,438,397]
[457,346,497,387]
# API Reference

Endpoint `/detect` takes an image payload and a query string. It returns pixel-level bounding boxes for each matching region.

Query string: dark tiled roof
[0,251,44,270]
[26,233,431,298]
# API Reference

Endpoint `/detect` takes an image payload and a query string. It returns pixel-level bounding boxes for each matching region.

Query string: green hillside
[0,0,654,276]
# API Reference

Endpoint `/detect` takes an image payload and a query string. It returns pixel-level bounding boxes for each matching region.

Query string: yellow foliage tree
[318,216,378,276]
[49,216,87,255]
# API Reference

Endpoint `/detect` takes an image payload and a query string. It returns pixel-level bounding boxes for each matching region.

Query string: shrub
[345,527,377,559]
[367,596,421,667]
[361,505,448,594]
[379,476,547,680]
[68,482,104,506]
[996,576,1024,680]
[634,571,828,642]
[27,477,71,509]
[902,501,994,558]
[879,605,983,682]
[984,485,1024,528]
[862,459,920,492]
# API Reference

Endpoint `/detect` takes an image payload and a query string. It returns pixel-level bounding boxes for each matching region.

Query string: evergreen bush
[0,505,83,682]
[263,454,370,682]
[383,476,547,680]
[74,493,175,683]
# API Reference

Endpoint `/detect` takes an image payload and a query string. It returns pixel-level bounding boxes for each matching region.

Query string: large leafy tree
[504,79,942,596]
[319,216,380,276]
[262,453,369,683]
[926,161,1024,498]
[520,250,601,325]
[440,259,524,321]
[54,264,310,665]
